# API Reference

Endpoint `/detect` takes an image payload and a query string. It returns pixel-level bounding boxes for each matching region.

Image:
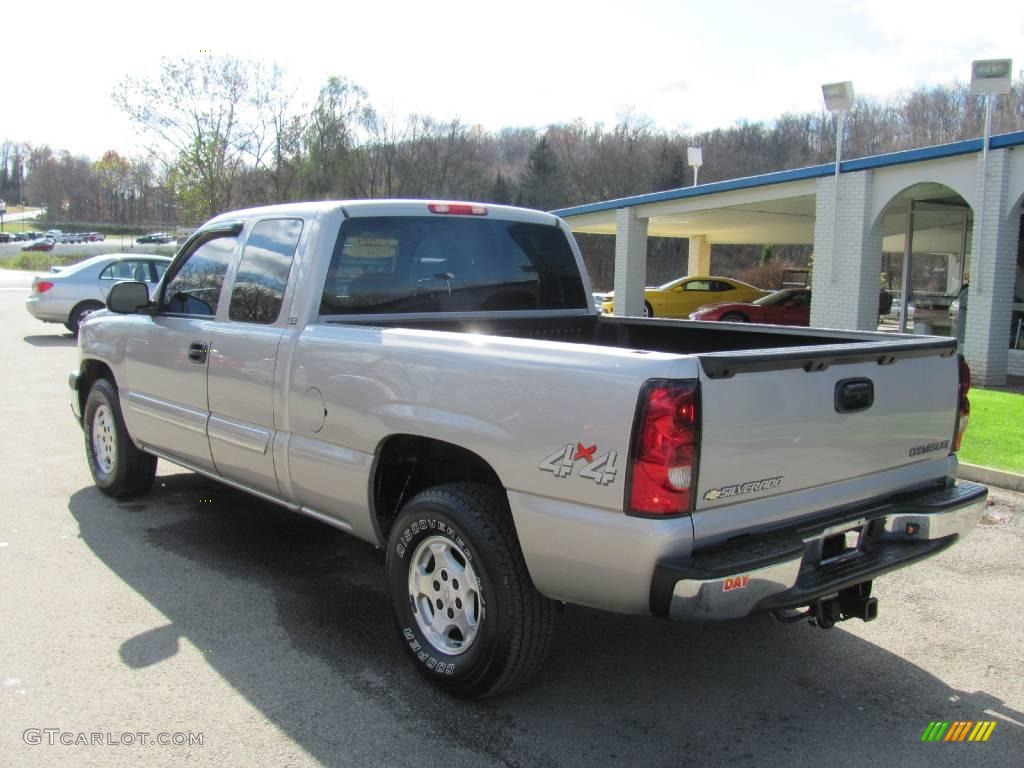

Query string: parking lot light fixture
[822,81,854,284]
[687,147,703,187]
[970,58,1012,294]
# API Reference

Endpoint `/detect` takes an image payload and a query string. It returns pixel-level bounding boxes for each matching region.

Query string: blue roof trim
[551,130,1024,219]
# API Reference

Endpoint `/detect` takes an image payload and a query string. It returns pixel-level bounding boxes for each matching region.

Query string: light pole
[687,147,703,187]
[821,81,855,285]
[970,58,1013,295]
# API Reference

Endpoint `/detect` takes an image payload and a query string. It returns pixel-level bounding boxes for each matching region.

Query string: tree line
[1,55,1021,281]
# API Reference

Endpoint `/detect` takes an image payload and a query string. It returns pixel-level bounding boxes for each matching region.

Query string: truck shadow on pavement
[69,475,1024,768]
[23,333,76,347]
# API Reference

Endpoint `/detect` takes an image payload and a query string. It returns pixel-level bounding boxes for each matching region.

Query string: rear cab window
[319,216,586,315]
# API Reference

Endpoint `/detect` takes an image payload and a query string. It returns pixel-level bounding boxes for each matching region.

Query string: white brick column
[809,170,882,330]
[613,208,649,316]
[964,149,1019,386]
[687,235,711,275]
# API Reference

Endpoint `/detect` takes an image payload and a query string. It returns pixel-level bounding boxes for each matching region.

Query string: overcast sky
[6,0,1022,158]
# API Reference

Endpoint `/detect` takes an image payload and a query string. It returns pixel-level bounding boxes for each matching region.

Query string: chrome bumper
[655,480,987,621]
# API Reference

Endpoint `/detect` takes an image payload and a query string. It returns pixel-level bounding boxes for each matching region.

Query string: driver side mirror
[107,281,153,314]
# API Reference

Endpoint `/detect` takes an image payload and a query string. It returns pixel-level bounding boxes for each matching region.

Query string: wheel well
[77,359,115,415]
[372,435,504,540]
[723,311,748,322]
[69,296,104,315]
[69,299,105,322]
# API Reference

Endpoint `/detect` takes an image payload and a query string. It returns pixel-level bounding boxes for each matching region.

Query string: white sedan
[26,254,172,334]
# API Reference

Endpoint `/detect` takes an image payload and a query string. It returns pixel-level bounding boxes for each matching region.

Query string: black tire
[643,301,654,317]
[385,482,554,698]
[83,378,157,498]
[721,311,748,323]
[67,301,104,335]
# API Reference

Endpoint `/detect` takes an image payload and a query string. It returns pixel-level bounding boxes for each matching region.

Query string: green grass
[0,219,38,233]
[958,388,1024,474]
[0,252,84,271]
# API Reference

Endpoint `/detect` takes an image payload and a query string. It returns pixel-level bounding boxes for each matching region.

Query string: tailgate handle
[835,378,873,413]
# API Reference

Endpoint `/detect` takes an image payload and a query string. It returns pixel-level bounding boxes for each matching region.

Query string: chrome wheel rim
[408,535,481,655]
[91,404,116,475]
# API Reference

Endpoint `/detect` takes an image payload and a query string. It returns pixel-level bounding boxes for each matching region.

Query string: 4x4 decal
[538,442,618,485]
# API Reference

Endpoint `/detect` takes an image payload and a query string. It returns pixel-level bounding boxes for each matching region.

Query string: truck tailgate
[694,341,959,515]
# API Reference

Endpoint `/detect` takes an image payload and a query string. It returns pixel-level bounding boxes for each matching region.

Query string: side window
[100,260,151,281]
[229,218,303,324]
[152,261,169,281]
[162,236,237,317]
[712,281,735,292]
[684,280,713,291]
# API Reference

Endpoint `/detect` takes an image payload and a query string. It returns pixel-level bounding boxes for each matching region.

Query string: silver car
[26,253,172,334]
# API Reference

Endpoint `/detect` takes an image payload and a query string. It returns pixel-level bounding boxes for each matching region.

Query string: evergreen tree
[489,171,512,204]
[519,137,567,211]
[760,244,775,266]
[655,142,687,190]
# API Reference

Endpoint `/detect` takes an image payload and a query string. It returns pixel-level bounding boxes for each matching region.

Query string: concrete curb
[958,462,1024,493]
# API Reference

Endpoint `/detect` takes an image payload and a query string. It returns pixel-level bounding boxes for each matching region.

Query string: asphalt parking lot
[1,266,1022,768]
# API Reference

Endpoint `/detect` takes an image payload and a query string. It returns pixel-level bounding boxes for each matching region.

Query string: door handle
[188,341,208,364]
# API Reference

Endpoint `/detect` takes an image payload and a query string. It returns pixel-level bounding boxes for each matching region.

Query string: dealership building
[553,130,1024,386]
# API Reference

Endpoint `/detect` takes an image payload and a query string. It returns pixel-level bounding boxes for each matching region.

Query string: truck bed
[323,312,956,378]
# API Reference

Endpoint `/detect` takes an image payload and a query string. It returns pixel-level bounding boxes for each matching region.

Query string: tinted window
[153,261,169,280]
[162,236,237,316]
[711,281,735,292]
[229,218,303,324]
[320,217,586,315]
[100,260,152,281]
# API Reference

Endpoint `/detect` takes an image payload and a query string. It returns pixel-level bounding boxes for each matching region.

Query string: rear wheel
[83,378,157,498]
[67,301,104,335]
[385,483,554,698]
[721,311,748,322]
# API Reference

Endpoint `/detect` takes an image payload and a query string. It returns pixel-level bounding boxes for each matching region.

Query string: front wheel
[721,311,748,322]
[385,483,554,698]
[643,301,654,317]
[83,378,157,498]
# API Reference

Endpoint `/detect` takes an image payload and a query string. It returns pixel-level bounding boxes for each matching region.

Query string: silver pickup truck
[71,200,986,698]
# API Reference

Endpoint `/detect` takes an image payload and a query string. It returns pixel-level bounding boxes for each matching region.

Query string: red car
[22,239,55,252]
[689,287,811,326]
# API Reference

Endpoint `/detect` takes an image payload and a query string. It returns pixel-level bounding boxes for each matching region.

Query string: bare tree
[114,55,271,220]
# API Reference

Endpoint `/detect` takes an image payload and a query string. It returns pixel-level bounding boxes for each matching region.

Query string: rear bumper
[25,296,70,323]
[651,480,987,620]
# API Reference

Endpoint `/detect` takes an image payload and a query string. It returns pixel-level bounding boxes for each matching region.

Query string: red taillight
[428,202,488,216]
[952,355,971,452]
[627,380,700,517]
[34,281,54,293]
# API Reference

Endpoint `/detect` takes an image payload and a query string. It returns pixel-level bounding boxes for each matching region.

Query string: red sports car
[22,239,55,252]
[689,288,811,326]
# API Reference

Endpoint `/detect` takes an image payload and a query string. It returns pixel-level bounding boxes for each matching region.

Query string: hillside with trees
[2,55,1022,286]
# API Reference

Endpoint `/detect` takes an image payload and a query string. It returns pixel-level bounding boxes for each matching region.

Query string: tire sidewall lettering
[388,509,490,680]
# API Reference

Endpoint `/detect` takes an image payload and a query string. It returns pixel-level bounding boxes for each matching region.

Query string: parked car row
[0,231,45,243]
[136,231,174,244]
